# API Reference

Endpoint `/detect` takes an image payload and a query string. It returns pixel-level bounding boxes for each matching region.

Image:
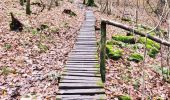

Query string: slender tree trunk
[83,0,86,4]
[26,0,31,15]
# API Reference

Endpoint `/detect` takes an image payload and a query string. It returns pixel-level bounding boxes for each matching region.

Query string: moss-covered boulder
[138,37,160,49]
[128,53,143,63]
[106,40,125,48]
[106,45,123,60]
[112,35,135,44]
[148,47,159,58]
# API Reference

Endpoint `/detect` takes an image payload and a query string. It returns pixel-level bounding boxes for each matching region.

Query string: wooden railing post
[100,21,106,83]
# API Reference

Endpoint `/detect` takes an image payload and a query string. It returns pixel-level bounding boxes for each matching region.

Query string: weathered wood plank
[62,76,101,80]
[68,55,97,57]
[65,64,97,67]
[64,70,98,73]
[58,88,105,95]
[64,67,98,71]
[63,72,100,77]
[60,79,98,83]
[59,83,102,89]
[67,61,98,64]
[56,94,106,100]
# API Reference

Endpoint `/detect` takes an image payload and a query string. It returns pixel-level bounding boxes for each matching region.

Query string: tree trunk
[155,0,165,16]
[26,0,31,15]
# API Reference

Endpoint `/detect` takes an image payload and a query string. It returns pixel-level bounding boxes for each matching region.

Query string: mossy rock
[128,53,143,63]
[106,45,123,60]
[138,37,160,49]
[121,17,132,22]
[112,35,135,44]
[148,47,159,58]
[118,95,132,100]
[106,40,125,48]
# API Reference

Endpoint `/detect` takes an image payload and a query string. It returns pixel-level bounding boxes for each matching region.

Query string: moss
[138,37,160,49]
[96,80,104,87]
[112,35,135,44]
[118,95,132,100]
[37,43,49,53]
[121,17,132,22]
[107,40,125,48]
[106,45,123,60]
[4,43,12,50]
[128,53,143,63]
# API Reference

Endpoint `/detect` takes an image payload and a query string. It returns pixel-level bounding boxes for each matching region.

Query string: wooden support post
[26,0,31,15]
[100,21,106,83]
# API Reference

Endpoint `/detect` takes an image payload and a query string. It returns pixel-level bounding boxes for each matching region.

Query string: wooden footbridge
[56,10,106,100]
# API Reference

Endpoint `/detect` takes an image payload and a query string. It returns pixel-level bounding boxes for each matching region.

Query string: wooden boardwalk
[57,10,106,100]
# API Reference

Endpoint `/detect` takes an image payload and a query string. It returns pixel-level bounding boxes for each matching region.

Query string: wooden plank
[64,70,98,73]
[64,67,98,71]
[59,83,102,89]
[73,47,97,49]
[66,62,97,65]
[77,36,96,38]
[58,88,105,95]
[67,60,98,63]
[72,50,96,52]
[62,76,101,81]
[68,55,97,57]
[65,64,97,67]
[75,44,96,46]
[60,79,98,83]
[67,59,97,61]
[68,58,97,61]
[69,52,96,55]
[76,39,96,41]
[63,72,100,77]
[56,94,106,100]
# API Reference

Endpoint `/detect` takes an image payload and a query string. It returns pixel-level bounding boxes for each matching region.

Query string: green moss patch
[118,95,132,100]
[138,37,160,49]
[112,35,135,44]
[107,40,125,47]
[128,53,143,63]
[148,48,159,58]
[106,45,123,60]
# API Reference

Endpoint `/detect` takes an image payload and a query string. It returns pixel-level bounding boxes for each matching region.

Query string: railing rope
[100,19,170,83]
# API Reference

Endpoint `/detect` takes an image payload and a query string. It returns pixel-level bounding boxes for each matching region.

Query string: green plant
[0,66,14,75]
[112,35,135,44]
[31,29,38,35]
[37,43,49,52]
[133,80,140,90]
[4,43,12,50]
[128,53,143,63]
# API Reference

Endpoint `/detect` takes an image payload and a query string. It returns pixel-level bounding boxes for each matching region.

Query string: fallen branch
[101,19,170,47]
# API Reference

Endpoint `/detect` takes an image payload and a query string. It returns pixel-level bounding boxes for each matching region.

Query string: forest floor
[93,2,170,100]
[0,0,170,100]
[0,0,84,99]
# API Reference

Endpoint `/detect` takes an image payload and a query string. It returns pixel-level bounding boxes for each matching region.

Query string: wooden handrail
[100,19,170,82]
